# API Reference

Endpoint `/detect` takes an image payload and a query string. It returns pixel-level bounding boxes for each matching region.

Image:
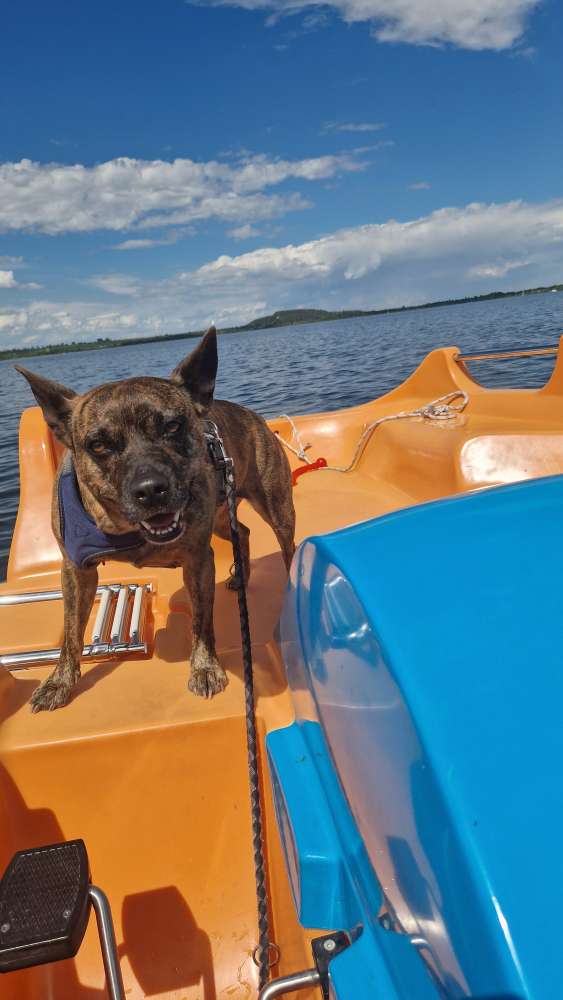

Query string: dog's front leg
[184,545,228,698]
[30,559,98,712]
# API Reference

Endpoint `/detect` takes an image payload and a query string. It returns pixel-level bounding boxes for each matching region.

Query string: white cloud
[184,199,563,292]
[0,153,366,236]
[227,224,262,240]
[140,191,312,229]
[198,0,540,49]
[87,275,142,296]
[467,259,531,278]
[232,152,365,191]
[322,121,385,133]
[352,140,395,153]
[0,269,42,290]
[3,198,563,346]
[0,300,141,339]
[0,310,28,330]
[113,238,169,251]
[112,228,194,250]
[513,44,536,58]
[0,256,25,268]
[0,271,17,289]
[217,146,254,161]
[85,312,137,331]
[408,181,431,190]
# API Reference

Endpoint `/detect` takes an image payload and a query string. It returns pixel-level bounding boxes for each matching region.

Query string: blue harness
[58,455,143,568]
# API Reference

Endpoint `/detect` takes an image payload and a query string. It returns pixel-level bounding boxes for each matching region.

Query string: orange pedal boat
[2,341,563,999]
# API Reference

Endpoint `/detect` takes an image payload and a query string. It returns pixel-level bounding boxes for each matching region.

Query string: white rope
[276,390,469,476]
[277,413,312,460]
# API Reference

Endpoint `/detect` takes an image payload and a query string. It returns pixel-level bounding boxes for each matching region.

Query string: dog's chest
[97,543,183,570]
[133,547,183,569]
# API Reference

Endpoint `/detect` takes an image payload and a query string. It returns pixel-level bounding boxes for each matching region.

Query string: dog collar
[58,455,144,568]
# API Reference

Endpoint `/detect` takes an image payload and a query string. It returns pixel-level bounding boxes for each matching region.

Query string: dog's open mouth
[139,509,185,544]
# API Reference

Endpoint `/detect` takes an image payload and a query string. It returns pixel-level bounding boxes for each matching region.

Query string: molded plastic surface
[275,474,563,999]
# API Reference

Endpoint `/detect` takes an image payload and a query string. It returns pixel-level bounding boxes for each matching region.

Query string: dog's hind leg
[30,559,98,712]
[212,501,251,590]
[247,478,296,574]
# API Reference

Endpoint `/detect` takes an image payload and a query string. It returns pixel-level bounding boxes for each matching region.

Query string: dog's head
[16,327,219,545]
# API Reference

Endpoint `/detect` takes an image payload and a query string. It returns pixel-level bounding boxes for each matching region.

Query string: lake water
[2,290,563,579]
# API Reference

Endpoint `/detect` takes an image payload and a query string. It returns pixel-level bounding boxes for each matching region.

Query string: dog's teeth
[140,512,183,540]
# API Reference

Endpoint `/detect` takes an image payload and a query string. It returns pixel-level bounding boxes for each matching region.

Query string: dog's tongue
[145,513,176,529]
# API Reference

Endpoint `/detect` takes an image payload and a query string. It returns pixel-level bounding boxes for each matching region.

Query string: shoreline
[1,283,561,362]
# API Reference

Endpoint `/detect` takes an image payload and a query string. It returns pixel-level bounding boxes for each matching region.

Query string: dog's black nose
[131,474,170,507]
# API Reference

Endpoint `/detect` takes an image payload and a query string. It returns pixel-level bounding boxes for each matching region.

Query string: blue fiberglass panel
[267,721,440,1000]
[274,474,563,999]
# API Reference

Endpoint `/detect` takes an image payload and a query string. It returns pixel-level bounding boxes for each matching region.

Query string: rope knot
[424,403,452,418]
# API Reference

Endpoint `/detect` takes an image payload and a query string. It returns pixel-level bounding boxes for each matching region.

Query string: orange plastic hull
[3,344,563,997]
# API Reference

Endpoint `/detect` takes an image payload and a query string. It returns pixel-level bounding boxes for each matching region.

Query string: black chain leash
[205,422,277,991]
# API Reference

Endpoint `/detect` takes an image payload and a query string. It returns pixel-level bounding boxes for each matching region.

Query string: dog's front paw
[30,677,75,713]
[188,663,228,698]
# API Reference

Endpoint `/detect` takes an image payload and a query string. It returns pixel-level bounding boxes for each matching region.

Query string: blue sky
[0,0,561,346]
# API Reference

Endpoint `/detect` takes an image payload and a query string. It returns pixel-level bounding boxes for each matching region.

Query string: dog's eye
[88,440,109,456]
[164,420,182,435]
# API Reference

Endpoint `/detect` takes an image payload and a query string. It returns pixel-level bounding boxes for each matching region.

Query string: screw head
[1,923,10,934]
[323,938,336,952]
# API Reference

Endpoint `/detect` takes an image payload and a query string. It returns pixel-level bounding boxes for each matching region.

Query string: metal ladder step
[0,583,151,670]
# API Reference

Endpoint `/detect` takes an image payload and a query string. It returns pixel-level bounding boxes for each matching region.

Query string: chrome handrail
[457,344,559,362]
[0,585,122,606]
[258,969,321,999]
[0,642,149,670]
[88,886,126,1000]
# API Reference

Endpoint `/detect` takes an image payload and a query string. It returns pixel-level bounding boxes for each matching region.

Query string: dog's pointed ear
[15,366,77,447]
[171,326,218,414]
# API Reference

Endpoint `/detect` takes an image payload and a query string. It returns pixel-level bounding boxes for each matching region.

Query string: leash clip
[204,421,233,471]
[204,421,234,502]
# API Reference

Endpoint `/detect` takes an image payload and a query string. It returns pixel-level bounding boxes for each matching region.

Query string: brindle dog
[16,328,295,712]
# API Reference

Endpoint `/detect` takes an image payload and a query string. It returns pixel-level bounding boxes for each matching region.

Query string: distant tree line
[1,283,561,361]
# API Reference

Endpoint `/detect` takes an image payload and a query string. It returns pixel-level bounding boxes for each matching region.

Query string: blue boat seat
[269,474,563,999]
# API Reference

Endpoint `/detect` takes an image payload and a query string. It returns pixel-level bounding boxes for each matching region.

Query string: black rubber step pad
[0,840,91,972]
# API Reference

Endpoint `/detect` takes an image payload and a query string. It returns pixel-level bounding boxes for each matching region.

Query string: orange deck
[3,344,563,998]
